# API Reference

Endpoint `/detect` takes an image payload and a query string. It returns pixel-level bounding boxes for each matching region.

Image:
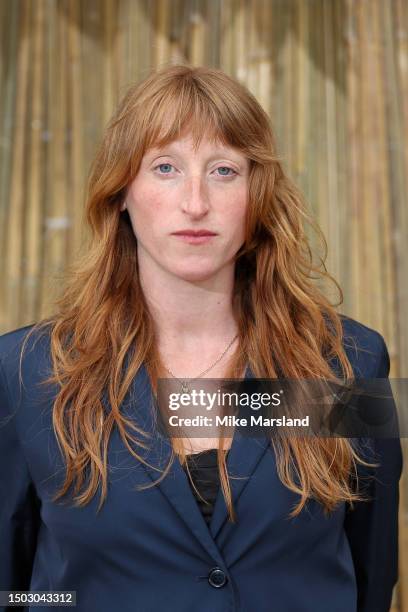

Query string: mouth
[171,230,217,245]
[171,230,217,237]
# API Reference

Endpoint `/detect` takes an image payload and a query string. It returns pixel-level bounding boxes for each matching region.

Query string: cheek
[128,176,170,209]
[127,187,167,230]
[126,205,155,245]
[222,191,248,231]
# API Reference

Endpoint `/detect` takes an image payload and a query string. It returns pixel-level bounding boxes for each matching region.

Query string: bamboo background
[0,0,407,609]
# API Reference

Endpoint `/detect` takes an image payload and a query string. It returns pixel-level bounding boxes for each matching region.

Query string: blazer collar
[125,363,270,564]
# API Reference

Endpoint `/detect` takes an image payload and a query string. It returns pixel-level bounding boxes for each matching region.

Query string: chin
[171,266,219,283]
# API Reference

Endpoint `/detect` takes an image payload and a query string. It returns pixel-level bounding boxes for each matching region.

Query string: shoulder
[336,314,389,377]
[0,322,53,404]
[0,321,51,365]
[0,323,41,357]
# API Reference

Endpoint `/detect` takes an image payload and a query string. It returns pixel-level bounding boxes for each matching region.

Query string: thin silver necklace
[162,333,239,394]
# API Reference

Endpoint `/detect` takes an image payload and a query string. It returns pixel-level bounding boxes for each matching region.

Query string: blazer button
[208,566,228,588]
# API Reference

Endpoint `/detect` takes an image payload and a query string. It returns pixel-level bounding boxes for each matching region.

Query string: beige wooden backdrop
[0,0,407,609]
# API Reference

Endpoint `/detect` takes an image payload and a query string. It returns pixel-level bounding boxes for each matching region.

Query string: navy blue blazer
[0,316,403,612]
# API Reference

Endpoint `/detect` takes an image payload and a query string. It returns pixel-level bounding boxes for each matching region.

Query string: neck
[138,257,239,353]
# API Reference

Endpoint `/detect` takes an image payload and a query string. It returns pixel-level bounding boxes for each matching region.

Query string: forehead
[144,129,248,163]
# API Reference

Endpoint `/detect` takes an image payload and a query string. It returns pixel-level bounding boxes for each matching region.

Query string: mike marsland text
[167,415,310,427]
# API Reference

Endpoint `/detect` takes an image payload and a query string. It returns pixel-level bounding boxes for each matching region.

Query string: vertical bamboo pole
[103,0,116,124]
[303,0,316,241]
[235,0,248,82]
[269,0,283,160]
[0,0,19,331]
[22,0,45,323]
[166,0,184,65]
[190,1,206,66]
[68,0,85,256]
[312,1,329,261]
[207,0,221,67]
[371,0,396,353]
[116,0,127,94]
[294,0,309,183]
[388,4,408,610]
[220,0,233,74]
[154,0,170,68]
[360,0,385,328]
[334,0,351,312]
[131,0,149,84]
[322,0,340,284]
[80,0,104,167]
[279,0,292,171]
[40,0,69,316]
[345,0,361,317]
[258,0,272,115]
[272,0,290,170]
[287,0,297,176]
[6,0,30,328]
[393,0,408,379]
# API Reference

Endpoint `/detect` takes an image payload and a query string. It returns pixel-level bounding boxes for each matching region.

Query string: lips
[171,230,217,245]
[171,230,217,237]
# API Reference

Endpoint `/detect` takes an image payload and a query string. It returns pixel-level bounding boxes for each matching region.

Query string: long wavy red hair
[21,63,377,521]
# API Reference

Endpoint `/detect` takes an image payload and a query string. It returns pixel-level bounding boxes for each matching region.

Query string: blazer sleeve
[344,337,403,612]
[0,356,41,609]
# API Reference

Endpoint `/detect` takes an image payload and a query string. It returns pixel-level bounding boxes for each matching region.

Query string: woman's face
[123,132,249,283]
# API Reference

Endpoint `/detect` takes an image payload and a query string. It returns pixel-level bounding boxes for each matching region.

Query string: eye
[154,163,174,174]
[214,166,237,177]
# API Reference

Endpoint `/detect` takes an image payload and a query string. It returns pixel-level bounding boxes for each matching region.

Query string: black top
[183,449,228,526]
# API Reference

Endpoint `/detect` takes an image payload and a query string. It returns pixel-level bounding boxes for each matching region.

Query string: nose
[180,175,210,218]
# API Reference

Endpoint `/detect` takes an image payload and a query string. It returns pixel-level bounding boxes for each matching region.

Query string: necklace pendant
[181,382,190,394]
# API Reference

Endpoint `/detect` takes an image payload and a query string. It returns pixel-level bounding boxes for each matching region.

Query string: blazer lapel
[125,362,270,560]
[209,427,270,540]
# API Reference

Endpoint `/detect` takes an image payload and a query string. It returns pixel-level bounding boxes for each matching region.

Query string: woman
[0,64,402,612]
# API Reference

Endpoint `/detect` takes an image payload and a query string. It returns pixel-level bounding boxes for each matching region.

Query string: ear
[120,201,127,212]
